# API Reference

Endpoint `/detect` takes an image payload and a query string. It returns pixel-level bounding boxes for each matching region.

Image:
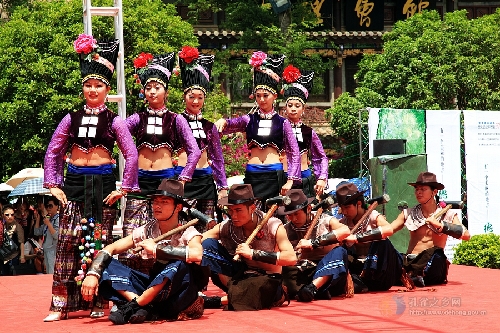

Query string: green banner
[376,108,426,155]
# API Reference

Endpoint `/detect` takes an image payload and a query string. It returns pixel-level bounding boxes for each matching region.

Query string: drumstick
[233,204,279,261]
[350,194,390,234]
[296,206,323,259]
[132,218,198,253]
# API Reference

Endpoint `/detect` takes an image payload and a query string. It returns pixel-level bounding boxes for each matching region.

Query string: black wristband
[311,231,339,248]
[355,227,383,243]
[251,250,278,265]
[88,250,112,278]
[441,221,464,239]
[156,243,187,262]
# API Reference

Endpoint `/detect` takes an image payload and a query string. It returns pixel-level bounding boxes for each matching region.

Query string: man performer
[278,189,350,302]
[81,179,207,324]
[337,182,403,292]
[391,172,470,286]
[201,184,297,310]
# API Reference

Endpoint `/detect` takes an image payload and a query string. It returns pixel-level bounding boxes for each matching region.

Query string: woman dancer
[123,52,200,267]
[176,47,228,227]
[281,65,328,198]
[43,34,139,321]
[215,51,300,207]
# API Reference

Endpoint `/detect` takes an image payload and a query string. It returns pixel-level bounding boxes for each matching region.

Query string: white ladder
[82,0,126,234]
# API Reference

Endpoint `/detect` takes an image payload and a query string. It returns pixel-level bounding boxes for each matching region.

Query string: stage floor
[1,264,498,333]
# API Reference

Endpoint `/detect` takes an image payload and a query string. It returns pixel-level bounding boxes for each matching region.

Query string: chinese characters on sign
[346,0,384,31]
[396,0,436,22]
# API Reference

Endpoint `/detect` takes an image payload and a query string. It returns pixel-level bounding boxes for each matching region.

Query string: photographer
[23,234,45,274]
[33,196,59,274]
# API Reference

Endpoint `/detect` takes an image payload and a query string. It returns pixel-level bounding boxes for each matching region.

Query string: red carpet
[1,264,498,333]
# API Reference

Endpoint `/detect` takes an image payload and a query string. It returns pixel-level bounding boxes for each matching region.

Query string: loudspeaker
[372,139,407,157]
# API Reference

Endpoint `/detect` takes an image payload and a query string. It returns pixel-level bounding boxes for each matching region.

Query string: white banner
[368,108,380,159]
[463,110,500,235]
[425,110,462,201]
[425,110,463,260]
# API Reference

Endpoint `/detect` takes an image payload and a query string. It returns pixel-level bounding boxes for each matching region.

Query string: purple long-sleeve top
[206,122,229,189]
[180,114,228,190]
[223,114,301,181]
[43,112,140,191]
[310,129,329,180]
[126,112,201,182]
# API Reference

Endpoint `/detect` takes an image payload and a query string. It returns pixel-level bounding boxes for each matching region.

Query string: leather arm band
[156,243,188,262]
[311,230,339,248]
[87,250,112,279]
[355,227,383,243]
[441,221,464,239]
[251,250,278,265]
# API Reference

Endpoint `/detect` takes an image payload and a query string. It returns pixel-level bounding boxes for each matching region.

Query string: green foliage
[0,0,197,181]
[453,234,500,269]
[324,93,366,178]
[354,9,500,110]
[202,84,231,122]
[177,0,319,32]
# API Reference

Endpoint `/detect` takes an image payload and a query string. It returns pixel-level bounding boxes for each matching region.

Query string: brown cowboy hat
[218,184,257,206]
[148,179,190,207]
[335,182,365,206]
[276,189,315,215]
[408,172,445,190]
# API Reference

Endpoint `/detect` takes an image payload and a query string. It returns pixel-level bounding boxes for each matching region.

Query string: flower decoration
[74,34,97,55]
[439,201,447,208]
[283,64,301,84]
[74,34,100,62]
[179,46,199,65]
[249,51,267,68]
[133,52,154,77]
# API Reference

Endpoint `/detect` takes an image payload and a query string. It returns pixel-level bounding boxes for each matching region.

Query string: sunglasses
[3,213,14,217]
[47,204,54,208]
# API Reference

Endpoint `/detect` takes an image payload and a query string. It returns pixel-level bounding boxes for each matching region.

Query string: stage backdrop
[463,110,500,236]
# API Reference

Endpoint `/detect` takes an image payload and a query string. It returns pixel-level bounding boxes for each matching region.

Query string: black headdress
[282,65,314,104]
[249,52,285,95]
[179,46,214,95]
[135,52,176,89]
[74,34,119,86]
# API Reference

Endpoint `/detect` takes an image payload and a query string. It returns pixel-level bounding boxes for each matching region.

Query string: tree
[326,9,500,177]
[354,9,500,110]
[0,0,198,181]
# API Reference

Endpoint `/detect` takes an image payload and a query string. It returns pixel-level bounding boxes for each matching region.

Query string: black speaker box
[372,139,407,157]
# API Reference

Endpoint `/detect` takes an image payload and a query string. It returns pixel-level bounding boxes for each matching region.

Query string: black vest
[293,123,313,155]
[132,111,178,151]
[180,114,214,152]
[245,112,285,152]
[68,109,118,153]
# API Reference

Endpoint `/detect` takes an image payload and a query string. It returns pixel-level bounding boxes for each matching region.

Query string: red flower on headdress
[249,51,267,68]
[133,52,154,69]
[179,46,199,64]
[283,64,301,83]
[74,34,97,55]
